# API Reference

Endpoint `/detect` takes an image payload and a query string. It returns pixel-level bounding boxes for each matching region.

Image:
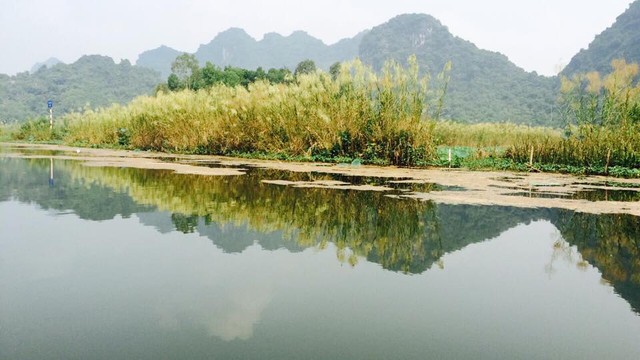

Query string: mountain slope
[562,0,640,76]
[136,45,182,78]
[0,55,161,123]
[358,14,558,125]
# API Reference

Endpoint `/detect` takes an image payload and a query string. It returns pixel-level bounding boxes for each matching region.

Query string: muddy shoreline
[3,142,640,216]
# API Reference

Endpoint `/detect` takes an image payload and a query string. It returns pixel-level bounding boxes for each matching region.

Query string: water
[2,155,640,359]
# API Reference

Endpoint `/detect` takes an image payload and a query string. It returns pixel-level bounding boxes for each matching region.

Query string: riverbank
[3,142,640,217]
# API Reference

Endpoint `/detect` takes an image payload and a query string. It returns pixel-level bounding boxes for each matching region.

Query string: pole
[49,108,53,130]
[529,146,534,168]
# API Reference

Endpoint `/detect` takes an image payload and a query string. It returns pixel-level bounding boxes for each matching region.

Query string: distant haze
[0,0,634,76]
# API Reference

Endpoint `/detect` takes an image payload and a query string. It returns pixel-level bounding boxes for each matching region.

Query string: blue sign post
[47,100,53,129]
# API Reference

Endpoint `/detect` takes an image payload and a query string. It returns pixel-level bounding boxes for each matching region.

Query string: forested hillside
[359,14,558,125]
[0,55,161,123]
[562,0,640,76]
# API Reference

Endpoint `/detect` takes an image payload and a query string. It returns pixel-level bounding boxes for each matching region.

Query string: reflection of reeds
[63,161,442,273]
[60,57,442,166]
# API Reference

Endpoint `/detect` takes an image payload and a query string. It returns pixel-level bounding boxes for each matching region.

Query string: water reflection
[2,156,640,358]
[2,156,640,307]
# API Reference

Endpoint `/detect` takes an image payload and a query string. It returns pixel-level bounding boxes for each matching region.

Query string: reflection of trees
[41,159,555,273]
[0,158,151,220]
[552,212,640,313]
[4,156,640,309]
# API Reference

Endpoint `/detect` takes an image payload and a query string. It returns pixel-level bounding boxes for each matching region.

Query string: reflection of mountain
[3,156,640,313]
[0,157,152,220]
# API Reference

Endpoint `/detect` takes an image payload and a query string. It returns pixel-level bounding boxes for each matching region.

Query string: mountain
[194,28,365,71]
[136,45,182,78]
[562,0,640,76]
[359,14,558,125]
[30,57,63,73]
[0,55,161,123]
[135,16,559,125]
[136,28,366,80]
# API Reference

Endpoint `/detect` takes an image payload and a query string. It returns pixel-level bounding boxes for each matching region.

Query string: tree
[294,59,316,77]
[170,53,200,90]
[167,74,182,91]
[329,62,341,80]
[201,62,223,87]
[267,68,292,84]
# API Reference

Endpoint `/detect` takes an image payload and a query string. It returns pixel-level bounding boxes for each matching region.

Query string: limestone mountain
[193,28,365,71]
[135,28,365,79]
[358,14,558,125]
[562,0,640,76]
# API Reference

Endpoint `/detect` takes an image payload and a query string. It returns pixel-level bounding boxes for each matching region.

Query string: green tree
[201,62,223,87]
[294,59,317,77]
[267,68,292,84]
[329,62,341,80]
[167,73,182,91]
[170,53,200,90]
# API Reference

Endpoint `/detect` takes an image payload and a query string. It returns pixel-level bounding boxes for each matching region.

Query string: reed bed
[506,60,640,174]
[433,121,562,148]
[60,57,442,166]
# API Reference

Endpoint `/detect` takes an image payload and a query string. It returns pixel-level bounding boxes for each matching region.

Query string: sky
[0,0,635,76]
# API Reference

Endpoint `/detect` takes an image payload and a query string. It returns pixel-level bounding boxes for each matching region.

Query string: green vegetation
[163,53,293,92]
[506,60,640,174]
[0,55,162,124]
[34,57,444,166]
[294,59,317,77]
[358,14,558,125]
[6,58,640,177]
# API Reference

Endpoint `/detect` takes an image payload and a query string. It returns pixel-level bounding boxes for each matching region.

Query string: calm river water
[1,154,640,359]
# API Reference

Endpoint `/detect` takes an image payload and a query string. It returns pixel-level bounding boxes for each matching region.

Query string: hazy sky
[0,0,635,76]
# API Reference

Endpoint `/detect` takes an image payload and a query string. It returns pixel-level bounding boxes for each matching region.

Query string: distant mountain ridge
[136,29,366,78]
[562,0,640,76]
[0,55,161,123]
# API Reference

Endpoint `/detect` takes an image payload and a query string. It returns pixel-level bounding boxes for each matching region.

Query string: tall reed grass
[506,60,640,172]
[60,56,444,166]
[434,121,562,148]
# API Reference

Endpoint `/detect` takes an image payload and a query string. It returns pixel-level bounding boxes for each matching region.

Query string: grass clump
[11,117,66,143]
